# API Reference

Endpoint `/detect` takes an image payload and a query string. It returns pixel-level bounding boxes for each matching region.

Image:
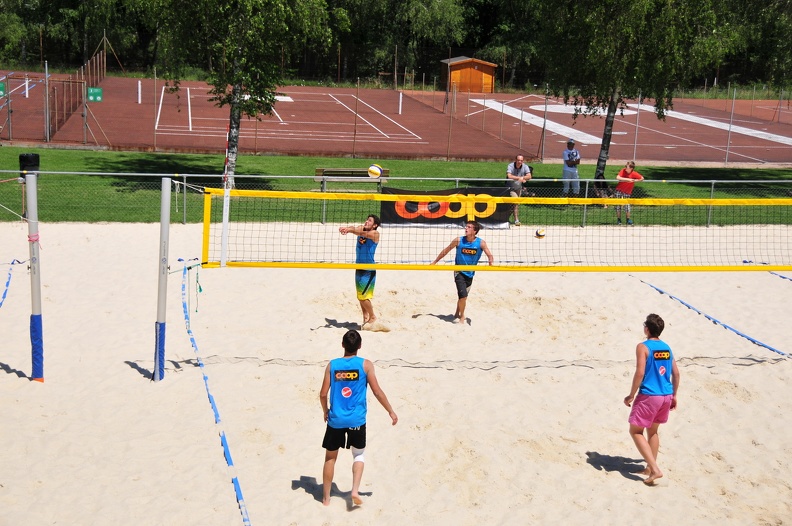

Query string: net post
[21,154,44,382]
[153,177,171,381]
[220,187,231,267]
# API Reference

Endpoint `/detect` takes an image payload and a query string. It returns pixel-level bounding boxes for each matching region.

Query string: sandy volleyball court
[1,222,790,525]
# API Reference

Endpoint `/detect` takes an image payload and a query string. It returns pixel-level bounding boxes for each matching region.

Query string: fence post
[519,108,524,149]
[581,180,589,227]
[500,100,505,139]
[43,63,49,141]
[725,88,736,163]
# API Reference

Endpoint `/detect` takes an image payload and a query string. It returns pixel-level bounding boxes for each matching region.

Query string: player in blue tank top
[431,220,494,325]
[624,313,680,486]
[319,330,398,506]
[339,215,381,329]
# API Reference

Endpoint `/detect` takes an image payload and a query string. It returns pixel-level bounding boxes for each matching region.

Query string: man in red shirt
[613,161,644,225]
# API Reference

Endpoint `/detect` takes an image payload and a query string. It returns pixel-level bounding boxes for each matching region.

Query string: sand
[1,222,790,525]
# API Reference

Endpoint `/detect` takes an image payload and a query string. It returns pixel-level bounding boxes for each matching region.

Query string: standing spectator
[624,314,680,486]
[505,154,533,226]
[431,220,494,325]
[320,329,398,506]
[613,161,645,225]
[562,139,581,197]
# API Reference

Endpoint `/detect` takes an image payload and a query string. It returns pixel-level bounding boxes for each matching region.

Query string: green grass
[1,146,790,223]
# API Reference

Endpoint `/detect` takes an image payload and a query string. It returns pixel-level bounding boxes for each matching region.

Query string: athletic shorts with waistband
[628,393,674,428]
[322,424,367,451]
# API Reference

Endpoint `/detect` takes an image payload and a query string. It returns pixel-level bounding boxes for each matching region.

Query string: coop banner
[380,187,511,227]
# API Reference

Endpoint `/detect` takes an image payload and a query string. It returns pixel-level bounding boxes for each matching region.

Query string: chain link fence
[1,171,791,226]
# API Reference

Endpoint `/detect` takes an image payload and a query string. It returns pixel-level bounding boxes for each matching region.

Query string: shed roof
[440,56,498,68]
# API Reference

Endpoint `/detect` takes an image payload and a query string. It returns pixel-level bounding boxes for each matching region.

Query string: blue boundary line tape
[178,258,252,525]
[1,259,25,309]
[636,276,787,358]
[770,271,792,282]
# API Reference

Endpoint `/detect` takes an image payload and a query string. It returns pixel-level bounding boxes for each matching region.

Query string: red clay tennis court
[2,72,791,164]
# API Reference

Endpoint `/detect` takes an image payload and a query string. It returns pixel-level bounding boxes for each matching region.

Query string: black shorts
[454,272,473,299]
[322,424,367,451]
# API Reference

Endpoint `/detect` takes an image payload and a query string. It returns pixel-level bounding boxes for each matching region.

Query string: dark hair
[466,220,481,233]
[342,330,362,354]
[644,313,665,338]
[368,214,381,229]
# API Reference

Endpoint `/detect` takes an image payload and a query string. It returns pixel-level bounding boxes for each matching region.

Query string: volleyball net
[201,188,792,272]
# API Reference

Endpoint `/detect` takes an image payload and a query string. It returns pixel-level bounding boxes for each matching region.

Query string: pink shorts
[629,394,673,428]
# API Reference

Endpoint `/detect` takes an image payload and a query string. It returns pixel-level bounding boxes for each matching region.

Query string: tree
[473,0,540,89]
[0,8,26,65]
[160,0,331,186]
[533,0,742,177]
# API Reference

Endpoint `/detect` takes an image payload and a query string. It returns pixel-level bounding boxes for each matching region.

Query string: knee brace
[350,446,365,464]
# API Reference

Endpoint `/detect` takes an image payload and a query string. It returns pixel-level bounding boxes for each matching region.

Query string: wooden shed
[440,56,497,93]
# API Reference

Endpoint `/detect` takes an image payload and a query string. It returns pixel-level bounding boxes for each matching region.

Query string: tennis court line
[471,98,602,144]
[155,85,166,130]
[629,103,792,146]
[328,94,388,138]
[348,95,422,140]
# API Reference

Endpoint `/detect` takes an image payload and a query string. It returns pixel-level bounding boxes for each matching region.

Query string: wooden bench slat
[314,167,390,184]
[315,168,390,176]
[314,177,389,183]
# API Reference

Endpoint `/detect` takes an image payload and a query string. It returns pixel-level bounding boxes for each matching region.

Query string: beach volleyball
[535,228,546,239]
[368,164,383,178]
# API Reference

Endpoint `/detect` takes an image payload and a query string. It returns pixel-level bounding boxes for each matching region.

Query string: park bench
[314,167,390,192]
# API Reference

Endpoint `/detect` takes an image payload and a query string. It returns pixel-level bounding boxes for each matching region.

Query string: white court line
[348,95,422,139]
[187,87,192,131]
[156,123,417,140]
[155,86,166,130]
[329,94,389,138]
[629,103,792,146]
[174,89,420,142]
[630,124,769,163]
[472,98,602,144]
[153,129,428,145]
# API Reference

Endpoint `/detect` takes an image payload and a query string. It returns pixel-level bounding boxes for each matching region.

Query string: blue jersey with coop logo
[455,236,483,278]
[328,356,368,428]
[639,339,674,396]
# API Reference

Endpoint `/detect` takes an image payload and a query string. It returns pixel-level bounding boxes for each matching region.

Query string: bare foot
[637,467,651,476]
[323,496,331,506]
[351,495,363,506]
[643,471,663,485]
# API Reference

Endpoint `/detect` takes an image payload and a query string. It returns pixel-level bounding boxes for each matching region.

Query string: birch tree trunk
[224,82,243,189]
[594,87,619,183]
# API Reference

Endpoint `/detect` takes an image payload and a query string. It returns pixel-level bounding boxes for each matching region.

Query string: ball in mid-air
[368,164,383,178]
[535,228,546,239]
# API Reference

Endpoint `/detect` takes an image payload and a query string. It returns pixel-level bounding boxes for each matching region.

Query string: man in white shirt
[562,138,581,197]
